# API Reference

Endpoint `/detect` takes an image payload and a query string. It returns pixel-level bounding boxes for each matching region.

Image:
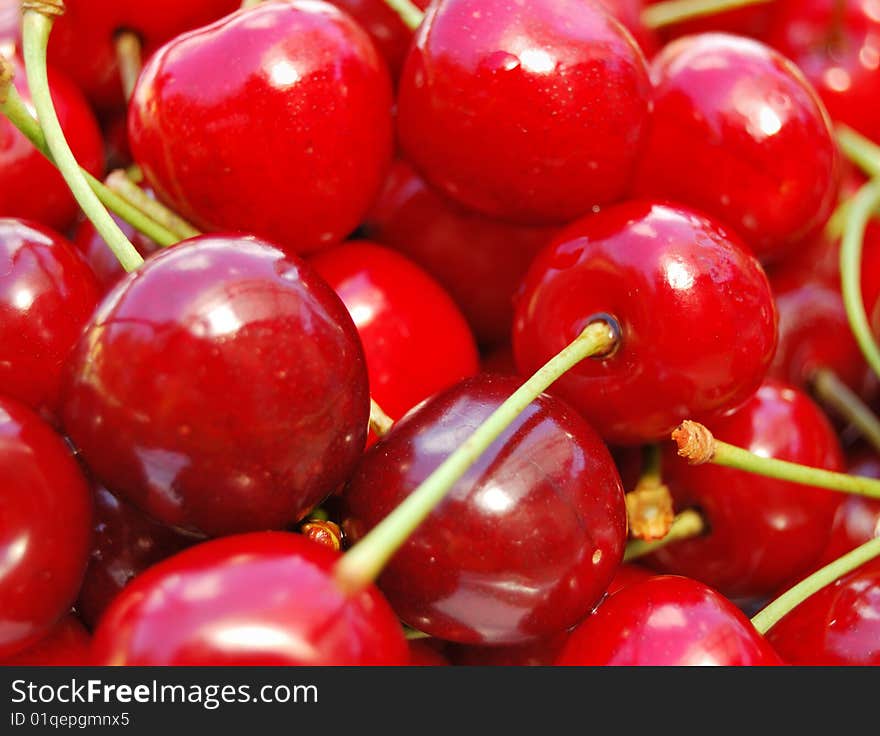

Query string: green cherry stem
[334,318,620,594]
[115,30,142,102]
[751,536,880,635]
[811,368,880,456]
[837,125,880,178]
[641,0,773,30]
[105,170,200,241]
[381,0,425,31]
[840,178,880,380]
[21,6,142,271]
[673,420,880,499]
[623,509,706,562]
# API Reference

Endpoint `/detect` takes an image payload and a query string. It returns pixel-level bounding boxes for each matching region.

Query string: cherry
[649,379,844,599]
[0,218,100,421]
[76,485,200,630]
[446,632,570,667]
[0,50,104,232]
[128,1,393,255]
[310,241,479,422]
[408,639,450,666]
[633,33,841,262]
[0,615,90,666]
[605,562,656,597]
[556,576,783,665]
[72,213,159,295]
[643,0,775,39]
[0,396,92,658]
[396,0,652,225]
[600,0,659,55]
[343,374,627,645]
[513,200,778,445]
[60,235,370,537]
[766,556,880,665]
[90,532,408,665]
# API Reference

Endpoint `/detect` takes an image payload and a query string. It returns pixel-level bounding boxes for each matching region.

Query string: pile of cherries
[2,0,880,667]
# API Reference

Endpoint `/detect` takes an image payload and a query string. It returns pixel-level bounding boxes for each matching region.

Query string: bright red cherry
[633,33,840,262]
[513,200,778,445]
[72,213,159,295]
[60,235,370,537]
[0,397,92,658]
[396,0,652,225]
[343,374,627,645]
[90,532,408,665]
[364,161,556,347]
[605,562,656,597]
[649,380,844,599]
[0,51,104,233]
[766,556,880,665]
[556,576,783,665]
[129,1,393,255]
[77,486,200,629]
[310,241,479,422]
[0,219,100,421]
[0,615,90,666]
[599,0,659,55]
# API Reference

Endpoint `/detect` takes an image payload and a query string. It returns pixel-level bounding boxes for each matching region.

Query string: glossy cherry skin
[129,1,393,255]
[91,532,408,665]
[0,219,100,421]
[76,486,200,630]
[599,0,659,56]
[396,0,652,225]
[60,235,370,537]
[633,33,840,262]
[311,241,479,421]
[0,397,93,658]
[72,214,159,295]
[0,51,105,233]
[364,161,556,347]
[649,380,844,599]
[344,374,627,645]
[48,0,240,111]
[767,0,880,143]
[513,200,778,445]
[556,576,782,665]
[0,615,91,666]
[767,556,880,665]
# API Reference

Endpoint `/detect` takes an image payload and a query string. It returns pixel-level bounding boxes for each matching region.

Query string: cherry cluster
[2,0,880,667]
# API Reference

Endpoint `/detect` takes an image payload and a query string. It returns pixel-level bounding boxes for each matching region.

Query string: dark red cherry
[60,235,370,537]
[76,486,200,629]
[311,241,479,421]
[556,576,783,665]
[48,0,240,110]
[767,0,880,144]
[396,0,652,225]
[90,532,408,665]
[408,640,450,666]
[129,1,393,255]
[343,374,627,645]
[649,380,843,599]
[0,397,92,658]
[0,615,90,666]
[446,632,570,666]
[72,213,159,295]
[605,563,656,597]
[364,161,556,347]
[0,52,104,232]
[0,219,100,421]
[513,200,778,445]
[766,556,880,665]
[633,33,840,262]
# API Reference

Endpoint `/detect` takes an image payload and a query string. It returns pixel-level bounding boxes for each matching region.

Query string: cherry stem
[641,0,773,29]
[673,419,880,499]
[21,7,142,271]
[105,169,200,241]
[640,443,662,483]
[239,0,263,9]
[625,444,675,541]
[623,509,706,562]
[334,318,620,594]
[403,628,430,641]
[368,398,394,438]
[837,126,880,178]
[840,178,880,381]
[0,59,179,247]
[114,30,141,102]
[381,0,425,31]
[812,368,880,456]
[751,535,880,635]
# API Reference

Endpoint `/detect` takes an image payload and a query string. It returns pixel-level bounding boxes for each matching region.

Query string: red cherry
[128,1,393,255]
[0,615,90,666]
[605,562,656,597]
[598,0,659,55]
[310,241,479,422]
[0,397,92,658]
[76,486,200,630]
[72,213,159,295]
[557,576,782,665]
[90,532,408,665]
[408,639,450,666]
[396,0,652,225]
[649,380,844,599]
[513,200,778,445]
[60,235,370,537]
[0,219,100,421]
[446,632,570,666]
[343,374,627,645]
[0,52,104,232]
[633,33,840,262]
[766,556,880,665]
